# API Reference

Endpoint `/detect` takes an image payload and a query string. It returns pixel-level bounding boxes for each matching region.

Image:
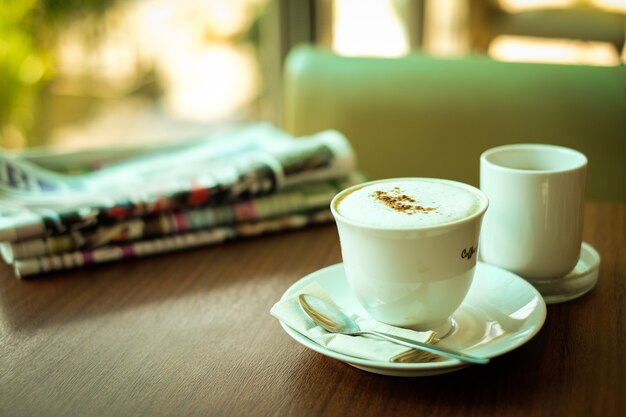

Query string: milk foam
[336,180,481,228]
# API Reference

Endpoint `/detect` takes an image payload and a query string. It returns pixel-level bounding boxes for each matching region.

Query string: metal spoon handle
[356,330,490,365]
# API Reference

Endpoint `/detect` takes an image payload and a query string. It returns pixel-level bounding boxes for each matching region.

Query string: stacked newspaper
[0,124,360,278]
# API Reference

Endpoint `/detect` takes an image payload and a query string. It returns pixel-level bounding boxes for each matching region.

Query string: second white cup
[480,144,587,281]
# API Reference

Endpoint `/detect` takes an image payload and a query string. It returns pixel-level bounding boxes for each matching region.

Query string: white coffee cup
[480,144,587,281]
[330,178,489,331]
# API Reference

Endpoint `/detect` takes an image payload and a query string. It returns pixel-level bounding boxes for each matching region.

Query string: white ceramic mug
[480,144,587,281]
[330,178,489,332]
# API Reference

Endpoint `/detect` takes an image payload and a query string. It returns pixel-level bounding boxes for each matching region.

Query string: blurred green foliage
[0,0,115,147]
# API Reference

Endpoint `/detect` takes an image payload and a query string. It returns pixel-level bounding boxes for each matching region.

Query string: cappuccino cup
[330,178,489,332]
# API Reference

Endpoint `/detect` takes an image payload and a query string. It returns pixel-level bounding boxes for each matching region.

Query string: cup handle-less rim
[480,143,587,175]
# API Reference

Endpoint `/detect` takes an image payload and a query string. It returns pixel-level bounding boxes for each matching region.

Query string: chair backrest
[283,46,626,201]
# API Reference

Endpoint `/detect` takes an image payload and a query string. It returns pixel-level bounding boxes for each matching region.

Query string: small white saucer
[279,262,547,377]
[526,242,600,304]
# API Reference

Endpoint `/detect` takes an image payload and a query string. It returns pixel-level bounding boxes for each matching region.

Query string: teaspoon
[298,294,489,365]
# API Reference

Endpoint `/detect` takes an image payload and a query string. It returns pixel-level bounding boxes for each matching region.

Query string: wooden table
[1,202,624,417]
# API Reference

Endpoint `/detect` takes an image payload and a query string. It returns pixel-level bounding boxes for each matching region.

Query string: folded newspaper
[0,124,359,277]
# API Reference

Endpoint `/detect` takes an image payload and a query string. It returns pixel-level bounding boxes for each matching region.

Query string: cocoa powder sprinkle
[370,187,437,215]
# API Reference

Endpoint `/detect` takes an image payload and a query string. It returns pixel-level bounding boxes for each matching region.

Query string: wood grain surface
[0,202,624,417]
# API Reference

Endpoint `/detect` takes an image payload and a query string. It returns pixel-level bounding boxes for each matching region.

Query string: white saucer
[279,262,547,377]
[526,242,600,304]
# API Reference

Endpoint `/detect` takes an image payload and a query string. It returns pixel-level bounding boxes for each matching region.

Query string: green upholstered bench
[283,46,626,201]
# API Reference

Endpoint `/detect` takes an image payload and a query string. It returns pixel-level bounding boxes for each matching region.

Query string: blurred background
[1,0,625,151]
